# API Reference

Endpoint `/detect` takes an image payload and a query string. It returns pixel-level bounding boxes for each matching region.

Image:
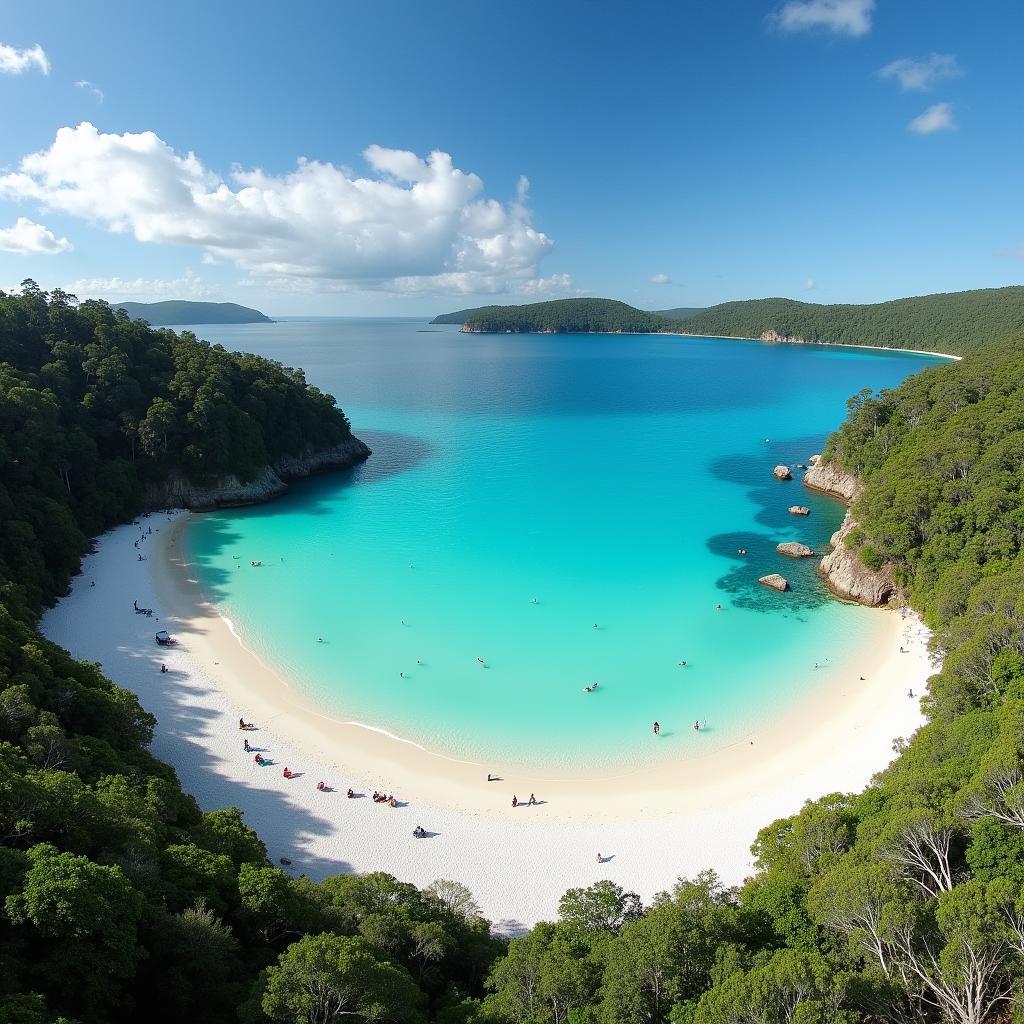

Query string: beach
[41,510,932,931]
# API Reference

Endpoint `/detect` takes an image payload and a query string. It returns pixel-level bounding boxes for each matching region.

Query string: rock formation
[803,453,898,607]
[773,465,792,480]
[776,542,814,558]
[759,573,789,592]
[818,513,896,606]
[143,435,371,512]
[789,505,811,516]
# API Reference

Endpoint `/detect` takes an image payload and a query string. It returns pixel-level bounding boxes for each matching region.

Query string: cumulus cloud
[66,268,218,301]
[878,53,961,92]
[650,273,671,284]
[770,0,873,36]
[74,79,104,102]
[0,42,49,75]
[908,102,956,134]
[0,122,558,295]
[0,217,72,254]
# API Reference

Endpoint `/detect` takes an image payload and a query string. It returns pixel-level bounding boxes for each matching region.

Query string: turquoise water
[184,320,942,772]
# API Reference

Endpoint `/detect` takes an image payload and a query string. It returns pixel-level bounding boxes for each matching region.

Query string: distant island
[434,286,1024,357]
[111,299,273,325]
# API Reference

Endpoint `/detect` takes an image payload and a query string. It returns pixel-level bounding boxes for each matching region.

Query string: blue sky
[0,0,1021,315]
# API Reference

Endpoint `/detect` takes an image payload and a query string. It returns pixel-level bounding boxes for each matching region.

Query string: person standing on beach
[653,721,660,736]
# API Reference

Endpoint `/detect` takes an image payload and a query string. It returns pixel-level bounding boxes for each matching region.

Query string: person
[899,646,906,653]
[133,599,138,610]
[138,553,143,561]
[593,623,599,629]
[716,603,722,610]
[283,767,293,779]
[91,580,95,587]
[244,738,251,752]
[907,688,914,698]
[317,637,324,643]
[653,721,660,736]
[347,788,354,798]
[316,781,326,791]
[400,671,405,678]
[678,661,686,667]
[531,597,538,604]
[477,657,485,665]
[372,790,380,802]
[239,718,247,730]
[487,773,495,781]
[414,825,426,838]
[528,793,536,805]
[416,659,422,665]
[160,664,168,674]
[512,795,518,807]
[389,796,397,807]
[596,852,602,863]
[693,720,700,732]
[254,754,264,765]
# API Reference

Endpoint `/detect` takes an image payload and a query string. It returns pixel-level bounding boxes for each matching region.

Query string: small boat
[155,630,177,646]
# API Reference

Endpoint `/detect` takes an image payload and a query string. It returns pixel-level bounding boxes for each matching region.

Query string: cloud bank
[908,102,956,135]
[0,217,72,255]
[770,0,874,37]
[0,42,49,75]
[878,54,961,92]
[0,123,561,295]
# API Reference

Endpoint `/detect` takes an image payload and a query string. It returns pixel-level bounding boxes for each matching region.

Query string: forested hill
[681,286,1024,356]
[0,282,357,621]
[430,302,704,326]
[112,300,273,325]
[460,298,672,333]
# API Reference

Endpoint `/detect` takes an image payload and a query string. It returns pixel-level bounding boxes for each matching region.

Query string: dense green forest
[112,301,273,326]
[2,281,1024,1022]
[441,287,1024,358]
[460,298,673,334]
[680,287,1024,356]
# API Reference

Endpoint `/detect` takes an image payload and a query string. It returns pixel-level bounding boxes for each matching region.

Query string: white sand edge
[40,511,933,932]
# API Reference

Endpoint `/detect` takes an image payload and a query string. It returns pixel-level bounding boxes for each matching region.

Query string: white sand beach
[41,511,933,932]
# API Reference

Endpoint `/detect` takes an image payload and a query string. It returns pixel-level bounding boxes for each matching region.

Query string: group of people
[373,791,399,807]
[511,793,538,807]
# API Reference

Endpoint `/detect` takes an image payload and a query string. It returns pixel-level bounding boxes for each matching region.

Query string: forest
[439,287,1024,358]
[1,281,1023,1023]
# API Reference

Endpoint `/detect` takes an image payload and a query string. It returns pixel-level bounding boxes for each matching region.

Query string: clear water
[183,319,942,772]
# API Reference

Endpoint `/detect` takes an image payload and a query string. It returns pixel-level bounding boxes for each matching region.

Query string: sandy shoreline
[41,511,933,929]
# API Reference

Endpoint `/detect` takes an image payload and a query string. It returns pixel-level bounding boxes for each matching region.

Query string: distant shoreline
[461,326,962,361]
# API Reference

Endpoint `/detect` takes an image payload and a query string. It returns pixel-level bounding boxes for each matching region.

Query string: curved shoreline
[41,511,932,926]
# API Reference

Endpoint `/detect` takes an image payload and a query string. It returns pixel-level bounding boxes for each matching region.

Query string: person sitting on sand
[372,790,380,801]
[528,793,536,805]
[316,781,326,791]
[254,754,264,765]
[239,718,246,730]
[512,795,518,808]
[413,825,426,838]
[244,738,251,752]
[347,788,355,798]
[282,767,293,779]
[388,796,398,808]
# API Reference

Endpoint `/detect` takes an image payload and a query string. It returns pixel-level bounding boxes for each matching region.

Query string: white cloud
[804,277,816,290]
[878,54,961,92]
[650,273,671,284]
[0,217,72,254]
[770,0,873,36]
[0,42,49,75]
[74,79,104,102]
[0,122,557,295]
[516,273,576,297]
[66,268,218,301]
[908,102,956,134]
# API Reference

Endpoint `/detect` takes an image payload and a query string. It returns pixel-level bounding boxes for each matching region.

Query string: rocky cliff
[803,454,897,607]
[142,435,371,512]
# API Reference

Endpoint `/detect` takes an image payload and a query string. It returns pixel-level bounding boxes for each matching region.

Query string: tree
[558,879,643,934]
[258,932,425,1024]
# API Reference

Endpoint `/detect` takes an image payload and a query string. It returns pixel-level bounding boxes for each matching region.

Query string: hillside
[680,286,1024,356]
[430,303,703,326]
[429,307,480,325]
[111,299,273,325]
[650,306,704,319]
[461,297,671,333]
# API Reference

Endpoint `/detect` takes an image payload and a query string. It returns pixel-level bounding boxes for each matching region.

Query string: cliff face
[143,435,371,512]
[803,454,897,607]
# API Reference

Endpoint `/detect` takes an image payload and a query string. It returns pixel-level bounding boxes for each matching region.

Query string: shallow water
[184,319,941,770]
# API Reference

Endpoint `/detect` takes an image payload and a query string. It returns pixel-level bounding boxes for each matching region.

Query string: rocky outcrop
[789,505,811,516]
[802,454,863,502]
[819,512,897,606]
[759,573,789,592]
[143,435,371,512]
[773,465,792,480]
[777,542,814,558]
[760,329,812,345]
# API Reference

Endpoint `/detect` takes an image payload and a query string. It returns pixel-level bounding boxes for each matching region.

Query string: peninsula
[111,299,274,325]
[437,285,1024,357]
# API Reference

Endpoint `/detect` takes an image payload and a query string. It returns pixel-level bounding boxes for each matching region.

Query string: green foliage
[681,286,1024,356]
[110,301,272,326]
[461,298,674,334]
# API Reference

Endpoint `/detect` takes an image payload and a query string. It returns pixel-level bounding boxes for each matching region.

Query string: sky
[0,0,1021,316]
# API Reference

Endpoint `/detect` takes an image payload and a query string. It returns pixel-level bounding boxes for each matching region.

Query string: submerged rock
[773,465,792,480]
[759,573,789,592]
[777,542,814,558]
[789,505,811,516]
